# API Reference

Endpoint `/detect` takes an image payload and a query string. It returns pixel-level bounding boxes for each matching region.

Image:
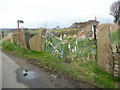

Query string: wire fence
[45,30,96,61]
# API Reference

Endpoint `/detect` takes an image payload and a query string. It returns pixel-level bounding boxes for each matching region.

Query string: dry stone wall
[97,23,118,32]
[12,28,30,49]
[111,44,120,77]
[53,29,81,37]
[97,25,120,77]
[53,26,94,38]
[70,20,99,28]
[113,53,120,77]
[77,26,93,38]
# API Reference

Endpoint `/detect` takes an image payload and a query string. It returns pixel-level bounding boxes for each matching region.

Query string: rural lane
[0,51,74,88]
[2,51,28,88]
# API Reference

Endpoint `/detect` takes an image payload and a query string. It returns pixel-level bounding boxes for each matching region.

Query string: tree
[110,0,120,23]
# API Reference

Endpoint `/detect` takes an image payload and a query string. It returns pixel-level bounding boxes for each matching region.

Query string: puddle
[16,68,37,82]
[15,68,55,88]
[16,68,82,88]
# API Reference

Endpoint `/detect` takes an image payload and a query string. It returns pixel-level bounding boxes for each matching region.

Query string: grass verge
[49,28,79,32]
[2,40,120,88]
[111,29,120,45]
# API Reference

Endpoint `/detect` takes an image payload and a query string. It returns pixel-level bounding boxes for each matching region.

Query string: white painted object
[75,46,76,51]
[60,35,62,40]
[92,25,94,32]
[72,49,74,53]
[76,39,77,45]
[72,57,73,60]
[68,44,71,49]
[42,35,45,37]
[63,34,67,38]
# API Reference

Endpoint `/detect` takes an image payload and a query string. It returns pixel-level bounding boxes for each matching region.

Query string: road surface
[1,51,74,88]
[2,51,28,88]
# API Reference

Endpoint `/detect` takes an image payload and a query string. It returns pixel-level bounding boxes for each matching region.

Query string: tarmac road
[1,51,74,88]
[2,51,28,88]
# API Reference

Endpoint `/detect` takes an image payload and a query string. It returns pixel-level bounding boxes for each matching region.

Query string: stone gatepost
[29,28,46,52]
[97,25,114,75]
[21,28,30,49]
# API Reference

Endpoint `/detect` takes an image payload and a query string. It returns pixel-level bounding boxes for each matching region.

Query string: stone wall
[97,23,118,32]
[53,26,94,38]
[12,28,30,49]
[5,28,46,51]
[53,29,81,37]
[97,25,120,77]
[113,53,120,77]
[77,26,93,38]
[12,32,19,44]
[70,20,99,28]
[111,44,120,77]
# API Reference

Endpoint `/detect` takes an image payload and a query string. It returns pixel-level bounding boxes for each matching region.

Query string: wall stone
[97,25,114,75]
[21,28,30,49]
[116,45,120,53]
[0,32,14,46]
[4,33,13,43]
[70,20,99,28]
[113,53,120,77]
[53,29,80,37]
[12,32,18,44]
[77,26,93,38]
[29,28,46,52]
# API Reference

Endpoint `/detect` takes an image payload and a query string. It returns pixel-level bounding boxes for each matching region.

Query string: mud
[2,51,98,88]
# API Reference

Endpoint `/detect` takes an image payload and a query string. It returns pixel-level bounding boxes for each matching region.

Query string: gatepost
[97,26,114,75]
[117,17,120,88]
[21,28,30,49]
[29,28,46,51]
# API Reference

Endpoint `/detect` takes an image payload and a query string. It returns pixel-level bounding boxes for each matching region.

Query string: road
[1,51,74,88]
[2,51,28,88]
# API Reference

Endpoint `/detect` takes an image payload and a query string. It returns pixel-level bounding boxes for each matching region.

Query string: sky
[0,0,116,28]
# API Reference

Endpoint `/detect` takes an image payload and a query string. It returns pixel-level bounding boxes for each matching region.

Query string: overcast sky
[0,0,116,28]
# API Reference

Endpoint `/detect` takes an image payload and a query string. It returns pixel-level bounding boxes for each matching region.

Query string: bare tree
[110,0,120,23]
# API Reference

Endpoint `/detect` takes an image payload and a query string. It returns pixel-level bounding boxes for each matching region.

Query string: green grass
[2,40,120,88]
[29,28,79,35]
[49,28,80,32]
[29,30,38,34]
[111,29,120,45]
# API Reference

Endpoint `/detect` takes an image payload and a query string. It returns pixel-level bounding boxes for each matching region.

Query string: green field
[29,28,80,34]
[111,29,120,45]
